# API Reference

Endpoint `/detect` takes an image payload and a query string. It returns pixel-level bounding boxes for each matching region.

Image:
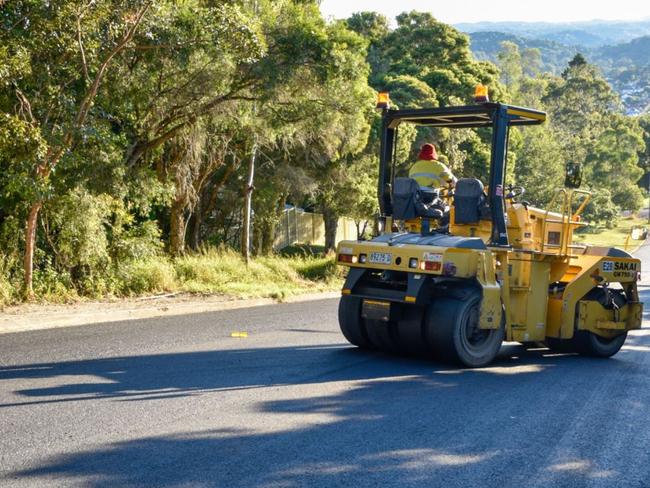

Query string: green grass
[0,245,343,308]
[0,246,344,307]
[279,243,327,258]
[175,248,342,299]
[574,215,648,250]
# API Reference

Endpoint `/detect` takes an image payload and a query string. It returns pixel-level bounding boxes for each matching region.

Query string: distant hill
[598,36,650,67]
[468,31,579,74]
[456,19,650,47]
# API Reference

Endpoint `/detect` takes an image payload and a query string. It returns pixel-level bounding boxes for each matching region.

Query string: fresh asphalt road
[2,250,650,487]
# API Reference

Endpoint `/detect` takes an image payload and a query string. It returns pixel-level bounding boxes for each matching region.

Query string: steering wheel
[505,185,525,200]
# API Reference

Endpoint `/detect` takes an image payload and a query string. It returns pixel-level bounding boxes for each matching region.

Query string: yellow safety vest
[408,159,454,188]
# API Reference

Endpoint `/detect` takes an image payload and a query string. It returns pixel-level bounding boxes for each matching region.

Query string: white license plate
[369,252,392,264]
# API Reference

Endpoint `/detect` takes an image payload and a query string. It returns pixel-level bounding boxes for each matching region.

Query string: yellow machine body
[337,100,640,367]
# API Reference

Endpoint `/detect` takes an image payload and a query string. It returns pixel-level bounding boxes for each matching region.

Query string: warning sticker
[423,252,443,262]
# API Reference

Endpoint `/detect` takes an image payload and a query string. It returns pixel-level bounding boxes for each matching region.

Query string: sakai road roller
[335,89,643,367]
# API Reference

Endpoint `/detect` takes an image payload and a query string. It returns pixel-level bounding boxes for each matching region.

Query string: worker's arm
[438,162,457,185]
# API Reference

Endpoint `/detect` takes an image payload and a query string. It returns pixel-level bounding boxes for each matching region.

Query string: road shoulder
[0,291,340,335]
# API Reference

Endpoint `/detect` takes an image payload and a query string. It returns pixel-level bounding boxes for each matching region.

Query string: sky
[319,0,650,24]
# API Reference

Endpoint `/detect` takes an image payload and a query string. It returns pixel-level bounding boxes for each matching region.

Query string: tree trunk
[23,201,42,299]
[190,198,203,250]
[323,206,338,253]
[356,220,368,240]
[259,219,276,256]
[170,200,187,256]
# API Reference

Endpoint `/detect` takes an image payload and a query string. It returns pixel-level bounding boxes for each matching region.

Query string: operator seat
[392,177,444,220]
[454,178,488,224]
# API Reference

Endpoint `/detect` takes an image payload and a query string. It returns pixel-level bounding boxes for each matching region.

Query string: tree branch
[76,13,90,82]
[46,2,152,174]
[73,2,151,130]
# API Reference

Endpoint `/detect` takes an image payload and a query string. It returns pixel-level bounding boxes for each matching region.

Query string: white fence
[273,207,361,250]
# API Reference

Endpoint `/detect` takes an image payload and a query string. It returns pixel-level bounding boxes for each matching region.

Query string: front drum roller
[574,288,628,358]
[425,294,504,367]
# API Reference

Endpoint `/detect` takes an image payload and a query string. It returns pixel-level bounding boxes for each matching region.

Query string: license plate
[369,252,392,264]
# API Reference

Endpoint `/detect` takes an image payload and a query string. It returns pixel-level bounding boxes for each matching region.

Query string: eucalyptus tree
[1,0,152,296]
[543,54,645,212]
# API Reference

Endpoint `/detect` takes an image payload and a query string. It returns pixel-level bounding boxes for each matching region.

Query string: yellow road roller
[335,91,643,367]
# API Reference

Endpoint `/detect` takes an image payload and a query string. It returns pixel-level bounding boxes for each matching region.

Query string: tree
[544,54,621,139]
[636,114,650,192]
[522,48,543,78]
[1,0,152,297]
[162,119,240,256]
[584,115,645,210]
[497,41,523,93]
[345,12,390,88]
[543,55,644,213]
[511,126,564,206]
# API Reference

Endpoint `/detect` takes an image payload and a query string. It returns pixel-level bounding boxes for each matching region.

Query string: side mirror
[565,162,582,189]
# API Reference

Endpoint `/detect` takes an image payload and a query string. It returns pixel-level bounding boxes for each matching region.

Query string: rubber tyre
[574,330,627,358]
[426,294,504,367]
[364,318,399,353]
[338,296,373,349]
[395,306,429,356]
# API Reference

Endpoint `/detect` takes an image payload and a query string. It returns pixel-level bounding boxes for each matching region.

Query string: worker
[409,143,456,190]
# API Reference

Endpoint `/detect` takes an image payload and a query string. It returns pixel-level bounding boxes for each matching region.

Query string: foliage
[580,189,620,228]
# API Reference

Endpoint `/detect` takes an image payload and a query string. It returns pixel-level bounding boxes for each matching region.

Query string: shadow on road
[0,344,552,406]
[3,339,646,407]
[3,337,650,487]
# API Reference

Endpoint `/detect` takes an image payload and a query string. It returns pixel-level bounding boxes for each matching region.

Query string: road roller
[335,90,643,367]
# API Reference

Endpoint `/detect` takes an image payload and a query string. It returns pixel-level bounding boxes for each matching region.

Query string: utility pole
[242,136,257,264]
[241,0,258,265]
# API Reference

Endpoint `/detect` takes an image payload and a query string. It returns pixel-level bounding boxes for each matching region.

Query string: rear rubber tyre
[426,294,503,367]
[574,331,627,358]
[338,296,373,349]
[365,318,399,352]
[395,306,429,356]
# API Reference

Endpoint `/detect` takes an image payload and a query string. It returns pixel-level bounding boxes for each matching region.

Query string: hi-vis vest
[409,159,454,188]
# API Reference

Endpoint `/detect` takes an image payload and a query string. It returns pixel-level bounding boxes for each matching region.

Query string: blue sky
[319,0,650,24]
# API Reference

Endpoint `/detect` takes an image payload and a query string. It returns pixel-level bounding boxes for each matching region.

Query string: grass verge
[575,214,648,250]
[175,248,342,299]
[0,246,344,308]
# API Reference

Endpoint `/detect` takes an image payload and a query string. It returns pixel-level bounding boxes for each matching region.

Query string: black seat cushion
[392,177,420,220]
[454,178,486,224]
[392,178,444,220]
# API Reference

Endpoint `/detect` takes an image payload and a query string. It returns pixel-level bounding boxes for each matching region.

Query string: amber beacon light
[474,84,489,103]
[376,91,390,111]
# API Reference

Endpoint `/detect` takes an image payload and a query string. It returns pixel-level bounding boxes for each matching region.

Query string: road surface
[2,247,650,487]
